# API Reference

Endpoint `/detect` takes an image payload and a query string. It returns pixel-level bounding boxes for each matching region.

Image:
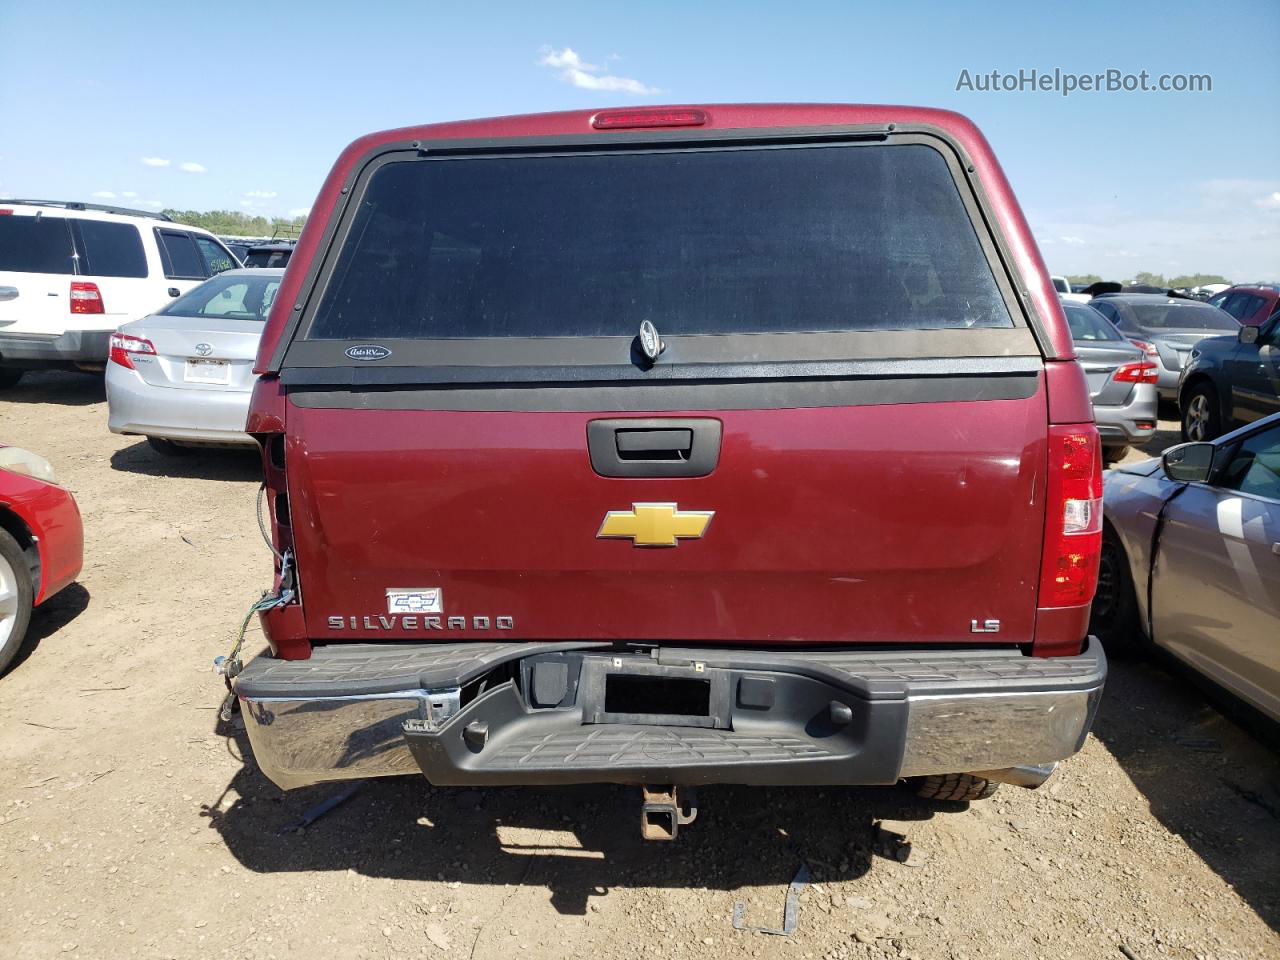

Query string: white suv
[0,200,240,387]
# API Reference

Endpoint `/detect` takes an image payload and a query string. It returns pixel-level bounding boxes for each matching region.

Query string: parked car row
[0,200,241,388]
[1061,285,1280,451]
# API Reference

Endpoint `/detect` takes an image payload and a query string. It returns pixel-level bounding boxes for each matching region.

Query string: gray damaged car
[1093,411,1280,722]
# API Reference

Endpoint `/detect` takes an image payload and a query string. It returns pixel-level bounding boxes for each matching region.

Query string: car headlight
[0,447,58,485]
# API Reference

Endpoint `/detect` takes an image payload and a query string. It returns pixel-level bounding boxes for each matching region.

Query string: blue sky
[2,0,1276,280]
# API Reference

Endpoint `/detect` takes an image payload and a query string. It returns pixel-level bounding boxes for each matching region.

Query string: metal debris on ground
[732,864,810,936]
[277,780,367,835]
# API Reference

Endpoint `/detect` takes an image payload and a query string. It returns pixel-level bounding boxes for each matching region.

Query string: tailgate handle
[588,419,721,478]
[615,429,693,460]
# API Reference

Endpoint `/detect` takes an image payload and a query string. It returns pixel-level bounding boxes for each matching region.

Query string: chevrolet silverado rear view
[233,104,1106,836]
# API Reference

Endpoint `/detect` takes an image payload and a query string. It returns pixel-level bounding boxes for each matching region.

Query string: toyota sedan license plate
[184,358,231,384]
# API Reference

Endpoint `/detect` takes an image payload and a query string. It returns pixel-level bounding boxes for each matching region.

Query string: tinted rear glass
[246,249,290,268]
[76,220,148,278]
[1063,302,1122,341]
[308,143,1013,340]
[1129,302,1239,331]
[156,230,206,279]
[0,215,75,274]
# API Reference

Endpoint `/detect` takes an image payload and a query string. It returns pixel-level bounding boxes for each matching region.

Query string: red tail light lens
[1113,361,1159,384]
[1128,338,1158,358]
[70,281,105,314]
[1038,426,1103,608]
[591,108,708,130]
[108,332,155,369]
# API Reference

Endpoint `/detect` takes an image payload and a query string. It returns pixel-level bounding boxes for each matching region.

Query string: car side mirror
[1163,442,1215,483]
[1239,325,1259,345]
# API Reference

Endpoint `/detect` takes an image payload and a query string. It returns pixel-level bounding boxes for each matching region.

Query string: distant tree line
[161,209,306,238]
[1066,271,1229,288]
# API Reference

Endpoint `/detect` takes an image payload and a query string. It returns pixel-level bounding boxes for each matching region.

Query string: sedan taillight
[108,333,156,369]
[1113,361,1159,384]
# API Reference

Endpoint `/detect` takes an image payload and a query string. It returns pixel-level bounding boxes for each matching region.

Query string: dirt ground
[1,371,1277,960]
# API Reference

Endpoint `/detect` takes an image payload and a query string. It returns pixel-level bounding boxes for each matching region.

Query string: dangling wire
[256,481,282,562]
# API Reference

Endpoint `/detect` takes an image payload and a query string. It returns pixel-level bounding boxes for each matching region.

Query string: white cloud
[538,46,658,95]
[288,207,310,218]
[1059,235,1086,246]
[92,190,116,199]
[244,190,277,199]
[121,191,138,198]
[179,162,206,174]
[1255,192,1280,211]
[141,156,170,167]
[142,200,163,209]
[239,199,256,208]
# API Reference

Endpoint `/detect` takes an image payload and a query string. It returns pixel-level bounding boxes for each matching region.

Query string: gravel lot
[1,371,1277,960]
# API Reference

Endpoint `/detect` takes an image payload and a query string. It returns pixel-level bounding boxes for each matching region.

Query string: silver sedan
[106,268,283,454]
[1062,300,1158,463]
[1094,411,1280,722]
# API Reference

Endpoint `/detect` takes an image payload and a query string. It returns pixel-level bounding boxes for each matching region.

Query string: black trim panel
[287,370,1041,413]
[281,354,1043,387]
[283,328,1040,369]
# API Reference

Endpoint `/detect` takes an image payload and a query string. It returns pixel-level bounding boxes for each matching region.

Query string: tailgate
[286,393,1047,646]
[273,130,1050,649]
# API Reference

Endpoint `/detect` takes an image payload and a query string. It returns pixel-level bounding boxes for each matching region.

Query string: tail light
[70,281,104,314]
[592,108,709,130]
[108,332,155,369]
[1112,361,1158,384]
[1128,338,1158,358]
[1038,426,1103,608]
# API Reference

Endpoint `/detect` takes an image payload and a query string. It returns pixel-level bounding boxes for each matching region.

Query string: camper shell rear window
[304,141,1018,343]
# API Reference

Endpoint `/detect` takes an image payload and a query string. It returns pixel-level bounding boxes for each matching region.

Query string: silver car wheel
[0,549,18,648]
[1185,394,1209,441]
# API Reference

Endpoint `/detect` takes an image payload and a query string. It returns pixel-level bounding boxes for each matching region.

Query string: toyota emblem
[195,343,213,357]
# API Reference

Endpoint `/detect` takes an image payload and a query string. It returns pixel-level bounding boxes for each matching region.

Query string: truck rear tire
[914,772,999,801]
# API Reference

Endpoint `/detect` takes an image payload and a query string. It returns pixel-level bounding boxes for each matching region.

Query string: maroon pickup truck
[234,104,1105,838]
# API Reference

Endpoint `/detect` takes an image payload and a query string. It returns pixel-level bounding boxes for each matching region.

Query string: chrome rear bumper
[236,640,1106,791]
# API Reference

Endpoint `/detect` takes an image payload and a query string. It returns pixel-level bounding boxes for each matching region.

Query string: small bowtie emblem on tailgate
[597,502,714,547]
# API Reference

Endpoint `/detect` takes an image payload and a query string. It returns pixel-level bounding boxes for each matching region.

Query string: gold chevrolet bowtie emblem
[597,502,714,547]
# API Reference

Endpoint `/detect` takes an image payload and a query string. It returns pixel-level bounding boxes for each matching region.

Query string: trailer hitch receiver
[640,785,698,840]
